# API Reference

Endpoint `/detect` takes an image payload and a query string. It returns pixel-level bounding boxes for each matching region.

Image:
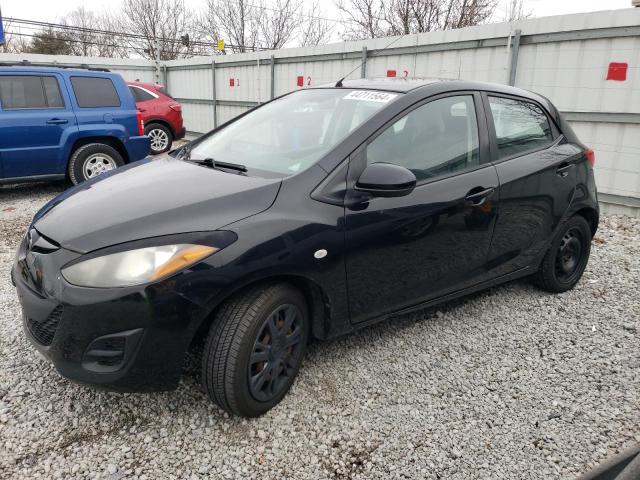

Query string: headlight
[61,244,218,288]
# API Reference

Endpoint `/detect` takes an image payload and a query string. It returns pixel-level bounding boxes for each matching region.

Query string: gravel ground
[1,182,639,480]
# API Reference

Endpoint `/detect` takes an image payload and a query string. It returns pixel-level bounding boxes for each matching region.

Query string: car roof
[316,77,547,102]
[313,77,555,113]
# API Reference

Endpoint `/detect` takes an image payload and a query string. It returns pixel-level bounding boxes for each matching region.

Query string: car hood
[33,156,282,253]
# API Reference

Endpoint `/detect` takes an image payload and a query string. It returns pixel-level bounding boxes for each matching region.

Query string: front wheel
[202,284,309,417]
[531,215,592,293]
[145,123,173,154]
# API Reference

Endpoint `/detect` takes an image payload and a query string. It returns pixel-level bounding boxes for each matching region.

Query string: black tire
[68,143,124,185]
[145,123,173,154]
[531,215,592,293]
[202,283,309,417]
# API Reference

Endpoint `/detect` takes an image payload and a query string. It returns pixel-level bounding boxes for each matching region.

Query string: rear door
[482,93,579,277]
[0,73,77,179]
[344,92,500,324]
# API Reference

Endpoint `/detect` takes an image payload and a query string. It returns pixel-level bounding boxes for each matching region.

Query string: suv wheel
[531,215,592,293]
[202,284,309,417]
[68,143,125,185]
[145,123,173,154]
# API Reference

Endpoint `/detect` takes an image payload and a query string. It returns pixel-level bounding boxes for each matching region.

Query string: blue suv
[0,64,150,184]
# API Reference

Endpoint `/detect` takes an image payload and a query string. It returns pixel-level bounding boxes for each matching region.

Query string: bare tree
[501,0,532,22]
[61,6,97,56]
[337,0,498,39]
[336,0,387,40]
[58,7,126,58]
[119,0,197,60]
[299,1,334,46]
[200,0,260,53]
[199,0,310,53]
[259,0,302,50]
[1,18,33,53]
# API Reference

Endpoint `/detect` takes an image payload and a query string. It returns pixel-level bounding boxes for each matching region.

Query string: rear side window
[0,75,64,109]
[129,86,155,102]
[488,96,553,159]
[71,76,121,108]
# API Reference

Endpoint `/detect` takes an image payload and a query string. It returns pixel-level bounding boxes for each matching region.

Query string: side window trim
[481,91,560,164]
[351,91,491,188]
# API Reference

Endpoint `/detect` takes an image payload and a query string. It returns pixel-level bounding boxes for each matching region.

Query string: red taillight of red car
[136,110,144,136]
[169,103,182,112]
[585,148,595,168]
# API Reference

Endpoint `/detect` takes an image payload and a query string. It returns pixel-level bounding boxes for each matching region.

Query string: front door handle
[46,118,68,125]
[465,187,495,206]
[556,163,575,177]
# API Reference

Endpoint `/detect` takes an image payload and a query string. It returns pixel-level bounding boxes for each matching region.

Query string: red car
[127,82,185,154]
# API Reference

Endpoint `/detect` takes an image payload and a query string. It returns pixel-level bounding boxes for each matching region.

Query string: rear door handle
[465,187,495,206]
[46,118,68,125]
[556,163,575,177]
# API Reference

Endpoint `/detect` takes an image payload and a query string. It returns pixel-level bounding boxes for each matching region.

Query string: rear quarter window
[71,76,121,108]
[129,86,156,102]
[488,96,553,159]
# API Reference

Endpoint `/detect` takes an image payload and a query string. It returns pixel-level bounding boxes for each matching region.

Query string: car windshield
[188,88,399,176]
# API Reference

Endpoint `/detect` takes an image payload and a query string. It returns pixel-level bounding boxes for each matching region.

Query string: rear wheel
[145,123,173,154]
[68,143,124,185]
[531,215,592,293]
[202,283,309,417]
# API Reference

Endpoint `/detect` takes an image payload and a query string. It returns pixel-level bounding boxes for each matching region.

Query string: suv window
[129,86,155,102]
[71,76,121,108]
[0,75,64,109]
[488,96,553,159]
[366,95,479,182]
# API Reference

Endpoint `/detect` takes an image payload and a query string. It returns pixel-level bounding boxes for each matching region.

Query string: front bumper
[176,126,186,140]
[12,236,210,392]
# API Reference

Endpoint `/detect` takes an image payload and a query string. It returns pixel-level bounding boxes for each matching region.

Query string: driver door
[344,93,500,324]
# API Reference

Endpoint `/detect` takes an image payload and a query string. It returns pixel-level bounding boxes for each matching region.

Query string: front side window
[0,75,63,109]
[366,95,480,182]
[190,89,398,176]
[488,96,553,159]
[71,76,121,108]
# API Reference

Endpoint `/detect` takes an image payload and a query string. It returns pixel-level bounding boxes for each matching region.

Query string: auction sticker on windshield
[344,90,398,103]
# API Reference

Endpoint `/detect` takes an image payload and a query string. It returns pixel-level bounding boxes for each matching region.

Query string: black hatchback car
[13,78,598,417]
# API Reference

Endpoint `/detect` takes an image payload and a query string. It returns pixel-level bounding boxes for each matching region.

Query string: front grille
[26,305,63,346]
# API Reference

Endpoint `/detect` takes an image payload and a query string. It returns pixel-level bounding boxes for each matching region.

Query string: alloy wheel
[82,154,117,179]
[148,128,169,152]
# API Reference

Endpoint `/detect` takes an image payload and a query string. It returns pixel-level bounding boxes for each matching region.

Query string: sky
[0,0,635,41]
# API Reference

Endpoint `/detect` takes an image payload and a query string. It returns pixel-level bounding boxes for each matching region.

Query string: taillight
[169,103,182,112]
[585,148,595,168]
[136,110,144,136]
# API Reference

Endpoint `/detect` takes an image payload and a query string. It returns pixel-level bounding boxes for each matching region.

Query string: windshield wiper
[193,157,248,173]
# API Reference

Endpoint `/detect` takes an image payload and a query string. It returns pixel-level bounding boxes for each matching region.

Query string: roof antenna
[333,33,412,87]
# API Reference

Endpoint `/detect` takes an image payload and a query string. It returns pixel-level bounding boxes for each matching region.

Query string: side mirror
[355,163,416,198]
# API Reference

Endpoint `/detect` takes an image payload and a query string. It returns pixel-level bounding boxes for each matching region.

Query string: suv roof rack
[0,60,110,72]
